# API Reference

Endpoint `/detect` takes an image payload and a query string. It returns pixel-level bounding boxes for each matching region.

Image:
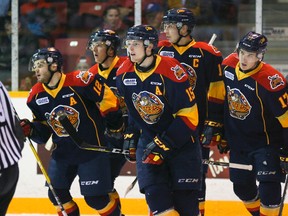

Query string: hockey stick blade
[58,113,128,155]
[202,159,253,171]
[279,174,288,216]
[124,177,138,197]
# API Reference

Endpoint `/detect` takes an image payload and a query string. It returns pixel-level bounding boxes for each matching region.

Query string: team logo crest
[45,105,80,137]
[132,91,164,124]
[268,74,285,89]
[76,70,93,84]
[227,86,251,120]
[181,62,197,89]
[172,65,186,80]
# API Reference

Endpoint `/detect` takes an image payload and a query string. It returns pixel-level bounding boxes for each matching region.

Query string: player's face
[90,41,108,63]
[162,22,179,43]
[238,49,259,71]
[32,59,51,83]
[125,40,145,63]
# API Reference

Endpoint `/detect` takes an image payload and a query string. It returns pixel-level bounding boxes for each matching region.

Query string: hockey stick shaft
[57,112,128,155]
[208,33,217,45]
[279,174,288,216]
[10,104,68,215]
[28,138,68,216]
[125,159,253,197]
[202,159,253,171]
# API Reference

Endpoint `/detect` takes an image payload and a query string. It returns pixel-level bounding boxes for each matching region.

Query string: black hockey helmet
[238,31,268,54]
[29,47,63,72]
[126,25,159,48]
[87,29,121,51]
[162,8,196,32]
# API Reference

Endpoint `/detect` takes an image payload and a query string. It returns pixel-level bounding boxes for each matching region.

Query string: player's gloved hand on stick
[20,119,34,137]
[200,120,223,147]
[123,126,140,163]
[142,133,173,165]
[279,146,288,174]
[218,139,230,154]
[105,123,125,140]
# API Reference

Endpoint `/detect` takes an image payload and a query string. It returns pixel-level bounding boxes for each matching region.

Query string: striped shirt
[0,81,24,170]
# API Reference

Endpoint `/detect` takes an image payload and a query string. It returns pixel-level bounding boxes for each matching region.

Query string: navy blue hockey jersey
[116,55,199,148]
[158,39,225,132]
[27,71,121,162]
[222,53,288,151]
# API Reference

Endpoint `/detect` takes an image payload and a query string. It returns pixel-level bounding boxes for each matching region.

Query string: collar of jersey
[98,56,119,79]
[42,73,66,98]
[134,55,161,82]
[235,62,263,81]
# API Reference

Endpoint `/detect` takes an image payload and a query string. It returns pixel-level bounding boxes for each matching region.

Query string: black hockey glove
[200,120,223,147]
[20,118,34,137]
[217,139,230,154]
[279,147,288,174]
[123,126,140,163]
[142,133,173,165]
[105,123,125,141]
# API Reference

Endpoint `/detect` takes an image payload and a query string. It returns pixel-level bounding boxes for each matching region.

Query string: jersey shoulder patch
[156,56,188,82]
[253,63,286,91]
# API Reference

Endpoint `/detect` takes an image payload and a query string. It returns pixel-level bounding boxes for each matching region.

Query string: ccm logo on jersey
[36,97,49,105]
[225,70,234,80]
[123,78,137,86]
[159,51,174,58]
[268,74,285,89]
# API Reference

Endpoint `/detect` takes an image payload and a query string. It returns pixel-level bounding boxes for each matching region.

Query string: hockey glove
[142,134,173,165]
[20,119,34,137]
[200,120,223,147]
[217,139,230,154]
[123,126,140,163]
[279,147,288,174]
[105,123,125,141]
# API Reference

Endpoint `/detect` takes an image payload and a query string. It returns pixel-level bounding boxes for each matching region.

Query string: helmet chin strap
[173,28,190,46]
[136,47,153,66]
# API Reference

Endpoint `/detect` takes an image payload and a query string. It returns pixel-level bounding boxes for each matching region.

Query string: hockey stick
[11,106,68,215]
[124,159,253,197]
[279,174,288,216]
[28,138,68,216]
[57,111,128,155]
[208,33,217,45]
[202,159,253,171]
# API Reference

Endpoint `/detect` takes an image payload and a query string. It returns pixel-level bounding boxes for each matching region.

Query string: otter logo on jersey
[181,62,197,89]
[172,65,186,80]
[268,74,285,89]
[132,91,164,124]
[227,86,251,120]
[76,70,93,84]
[45,105,80,137]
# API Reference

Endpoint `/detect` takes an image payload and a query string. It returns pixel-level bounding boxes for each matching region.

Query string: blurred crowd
[0,0,241,91]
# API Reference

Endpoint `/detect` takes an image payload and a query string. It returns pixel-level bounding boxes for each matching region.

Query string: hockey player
[20,47,124,216]
[158,8,225,215]
[116,24,202,216]
[222,31,288,216]
[86,29,128,210]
